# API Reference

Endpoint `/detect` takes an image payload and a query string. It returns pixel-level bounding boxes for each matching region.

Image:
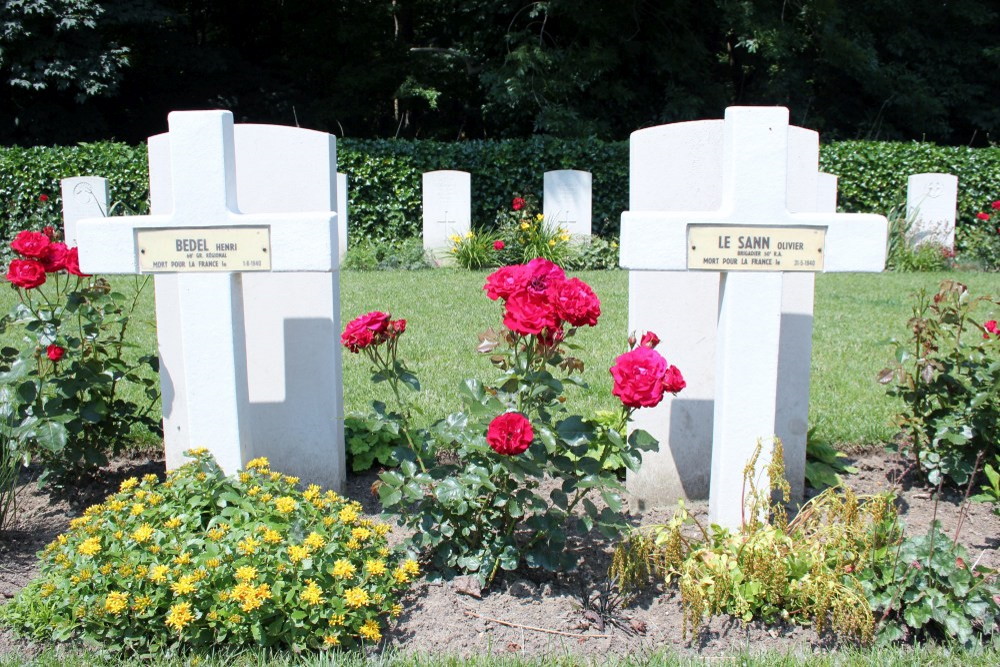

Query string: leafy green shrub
[0,449,418,653]
[879,281,999,487]
[448,229,503,270]
[564,236,620,271]
[343,263,678,586]
[0,407,18,533]
[973,455,1000,515]
[884,202,954,273]
[0,227,159,485]
[344,407,404,472]
[859,521,1000,646]
[611,441,897,643]
[342,238,431,271]
[957,198,1000,271]
[804,425,857,490]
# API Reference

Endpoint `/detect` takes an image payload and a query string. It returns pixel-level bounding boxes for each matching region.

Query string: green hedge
[2,138,999,249]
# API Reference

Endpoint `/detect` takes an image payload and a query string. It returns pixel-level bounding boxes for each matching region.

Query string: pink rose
[976,212,991,221]
[341,311,391,352]
[992,200,1000,210]
[41,242,69,273]
[63,247,90,277]
[38,194,49,202]
[663,365,686,394]
[503,289,559,335]
[610,347,668,408]
[46,344,65,362]
[484,264,526,301]
[493,240,505,251]
[549,277,600,327]
[522,257,565,295]
[6,259,47,289]
[512,197,526,211]
[640,331,660,349]
[486,412,533,455]
[985,320,999,337]
[11,230,51,259]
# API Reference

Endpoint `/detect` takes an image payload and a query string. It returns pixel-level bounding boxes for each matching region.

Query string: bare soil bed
[1,447,997,660]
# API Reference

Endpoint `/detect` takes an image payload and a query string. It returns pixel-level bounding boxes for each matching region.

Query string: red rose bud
[512,197,526,211]
[992,200,1000,210]
[10,230,52,259]
[46,344,65,362]
[486,412,533,455]
[984,320,999,336]
[6,259,47,289]
[640,331,660,349]
[39,194,49,202]
[63,247,91,277]
[42,226,55,238]
[976,212,991,221]
[663,365,686,394]
[390,318,407,336]
[493,240,505,251]
[627,334,637,349]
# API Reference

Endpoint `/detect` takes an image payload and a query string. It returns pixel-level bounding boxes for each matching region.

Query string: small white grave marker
[77,111,338,477]
[906,173,958,249]
[60,177,108,246]
[621,107,887,529]
[543,170,592,236]
[422,170,471,255]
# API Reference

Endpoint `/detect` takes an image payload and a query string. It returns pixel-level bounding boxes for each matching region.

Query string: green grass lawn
[1,269,997,452]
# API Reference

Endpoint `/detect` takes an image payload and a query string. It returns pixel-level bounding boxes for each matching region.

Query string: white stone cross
[620,106,887,529]
[76,110,337,475]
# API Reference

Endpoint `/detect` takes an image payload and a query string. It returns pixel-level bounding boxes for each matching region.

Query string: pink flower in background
[511,197,526,211]
[11,230,51,259]
[46,344,65,362]
[6,259,47,288]
[341,311,391,352]
[486,412,533,455]
[493,240,505,251]
[976,212,991,221]
[984,320,999,339]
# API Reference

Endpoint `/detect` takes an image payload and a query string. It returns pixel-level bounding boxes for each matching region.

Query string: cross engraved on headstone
[76,110,337,475]
[620,106,887,529]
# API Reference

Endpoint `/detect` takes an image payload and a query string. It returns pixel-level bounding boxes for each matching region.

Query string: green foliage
[972,455,1000,515]
[0,449,418,653]
[0,233,160,485]
[859,521,1000,646]
[0,408,18,533]
[611,442,898,643]
[342,238,432,271]
[885,203,954,273]
[805,425,858,490]
[343,406,404,473]
[448,230,503,270]
[564,236,620,272]
[879,281,1000,488]
[489,193,575,266]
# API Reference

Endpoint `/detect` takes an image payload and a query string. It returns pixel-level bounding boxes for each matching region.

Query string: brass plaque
[136,227,271,273]
[687,225,825,272]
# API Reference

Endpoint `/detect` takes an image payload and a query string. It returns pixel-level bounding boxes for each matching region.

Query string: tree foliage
[0,1,997,145]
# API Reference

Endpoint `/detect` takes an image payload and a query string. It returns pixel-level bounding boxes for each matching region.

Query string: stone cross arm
[619,210,888,273]
[77,210,337,274]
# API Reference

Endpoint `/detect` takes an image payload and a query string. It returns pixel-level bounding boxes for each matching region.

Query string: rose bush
[348,259,684,585]
[0,227,159,484]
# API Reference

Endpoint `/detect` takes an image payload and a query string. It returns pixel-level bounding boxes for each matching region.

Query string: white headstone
[621,107,887,529]
[77,111,343,489]
[543,170,592,237]
[337,172,348,263]
[422,170,471,254]
[906,173,958,249]
[60,177,108,245]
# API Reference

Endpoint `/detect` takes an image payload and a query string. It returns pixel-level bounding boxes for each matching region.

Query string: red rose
[41,242,69,273]
[46,344,65,362]
[63,247,90,277]
[985,320,999,336]
[39,194,49,202]
[512,197,526,211]
[640,331,660,349]
[976,212,991,221]
[486,412,533,455]
[341,311,391,352]
[493,240,505,251]
[484,264,526,301]
[389,318,407,336]
[6,259,47,289]
[663,365,686,394]
[537,325,565,350]
[522,257,565,295]
[992,200,1000,210]
[549,277,600,327]
[503,289,559,335]
[610,347,668,408]
[42,226,55,238]
[11,230,51,259]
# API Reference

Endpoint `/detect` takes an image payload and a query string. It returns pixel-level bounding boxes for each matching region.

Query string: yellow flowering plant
[0,449,417,653]
[494,193,574,266]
